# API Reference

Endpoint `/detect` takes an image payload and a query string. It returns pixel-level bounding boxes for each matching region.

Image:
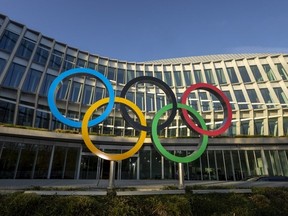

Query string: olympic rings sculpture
[48,68,232,163]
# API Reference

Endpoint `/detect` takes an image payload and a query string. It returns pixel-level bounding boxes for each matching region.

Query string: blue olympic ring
[47,68,115,128]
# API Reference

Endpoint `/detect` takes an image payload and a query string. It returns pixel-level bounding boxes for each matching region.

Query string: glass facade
[0,14,288,180]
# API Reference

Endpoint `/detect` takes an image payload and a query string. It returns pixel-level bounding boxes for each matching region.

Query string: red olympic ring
[181,83,232,136]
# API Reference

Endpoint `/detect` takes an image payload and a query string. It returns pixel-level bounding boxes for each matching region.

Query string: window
[254,119,264,135]
[88,62,96,70]
[40,74,56,96]
[97,65,106,75]
[247,89,262,109]
[199,92,210,111]
[127,70,135,81]
[223,90,235,110]
[22,69,42,93]
[146,93,155,112]
[238,66,251,83]
[174,71,182,86]
[136,70,143,77]
[107,67,115,80]
[262,64,276,81]
[183,70,192,85]
[164,71,172,86]
[145,71,153,77]
[240,121,250,135]
[260,88,274,108]
[268,118,278,136]
[204,69,215,84]
[276,63,288,80]
[35,111,50,129]
[2,63,26,88]
[0,58,6,75]
[33,44,50,65]
[69,82,82,102]
[0,100,15,123]
[49,50,63,70]
[76,58,86,67]
[226,67,239,83]
[17,106,34,126]
[250,65,263,82]
[194,70,203,83]
[82,85,93,105]
[0,30,19,53]
[154,71,162,80]
[273,87,288,107]
[136,92,144,110]
[16,38,35,59]
[56,80,70,100]
[62,55,75,71]
[117,69,125,84]
[234,90,248,109]
[215,68,227,84]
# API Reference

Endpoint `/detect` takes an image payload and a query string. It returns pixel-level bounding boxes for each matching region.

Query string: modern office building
[0,14,288,181]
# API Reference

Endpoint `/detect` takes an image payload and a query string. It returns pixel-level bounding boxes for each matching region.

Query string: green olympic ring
[151,103,208,163]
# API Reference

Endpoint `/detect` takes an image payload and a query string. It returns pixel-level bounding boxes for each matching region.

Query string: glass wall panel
[62,55,75,71]
[246,150,257,176]
[151,149,161,179]
[187,152,201,180]
[215,68,227,84]
[146,93,155,112]
[247,89,262,109]
[194,70,203,83]
[107,67,115,80]
[204,69,215,84]
[49,50,63,71]
[240,121,250,135]
[234,90,248,109]
[279,150,288,176]
[56,80,70,100]
[16,38,35,60]
[268,118,278,136]
[82,84,93,105]
[0,30,19,53]
[80,155,98,179]
[215,150,226,180]
[231,151,242,180]
[33,44,50,65]
[223,90,235,110]
[139,150,150,179]
[40,74,56,96]
[207,151,217,180]
[121,157,138,179]
[276,63,288,80]
[154,71,163,80]
[226,67,239,83]
[33,145,52,179]
[254,150,265,175]
[164,157,175,179]
[2,63,26,88]
[273,87,288,107]
[0,100,15,123]
[164,71,172,86]
[284,117,288,136]
[183,70,192,85]
[238,66,251,83]
[35,111,50,129]
[136,92,144,110]
[97,65,106,75]
[174,71,182,86]
[0,142,20,179]
[64,148,78,179]
[223,150,234,180]
[262,64,276,81]
[260,88,274,108]
[250,65,263,82]
[117,69,125,84]
[17,106,34,126]
[264,150,275,176]
[16,144,37,179]
[22,68,42,93]
[201,151,209,180]
[239,151,248,179]
[0,58,6,75]
[254,119,264,135]
[199,92,210,111]
[69,82,82,102]
[76,58,86,68]
[127,70,135,81]
[50,146,66,179]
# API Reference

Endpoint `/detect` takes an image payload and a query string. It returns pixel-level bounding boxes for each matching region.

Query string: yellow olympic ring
[82,97,147,161]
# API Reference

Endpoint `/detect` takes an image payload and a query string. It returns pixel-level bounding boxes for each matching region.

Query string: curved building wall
[0,14,288,180]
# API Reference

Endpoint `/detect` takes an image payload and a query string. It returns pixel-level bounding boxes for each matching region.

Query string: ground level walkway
[0,179,288,191]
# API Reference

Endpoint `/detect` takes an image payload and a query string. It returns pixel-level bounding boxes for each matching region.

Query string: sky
[1,0,288,62]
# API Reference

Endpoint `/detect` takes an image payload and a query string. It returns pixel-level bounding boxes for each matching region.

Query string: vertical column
[47,145,55,179]
[178,163,184,189]
[75,146,82,179]
[108,161,115,189]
